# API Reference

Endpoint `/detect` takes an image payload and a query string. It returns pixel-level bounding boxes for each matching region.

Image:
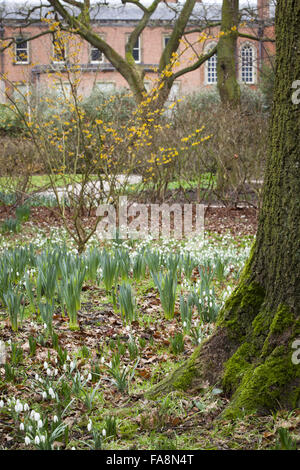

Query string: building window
[205,43,217,84]
[163,35,171,49]
[132,37,141,63]
[241,44,255,84]
[15,38,29,64]
[126,35,141,63]
[90,45,103,64]
[12,82,29,100]
[52,35,67,63]
[95,81,116,94]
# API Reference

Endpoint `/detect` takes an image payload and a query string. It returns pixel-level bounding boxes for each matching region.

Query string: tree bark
[217,0,240,107]
[146,0,300,418]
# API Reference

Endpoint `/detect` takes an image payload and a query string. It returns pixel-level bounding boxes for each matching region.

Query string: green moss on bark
[222,345,300,419]
[145,347,200,399]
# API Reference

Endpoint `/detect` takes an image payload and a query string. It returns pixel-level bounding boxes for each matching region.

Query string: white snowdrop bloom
[30,410,35,419]
[71,447,76,450]
[34,412,41,422]
[54,369,58,376]
[87,373,92,381]
[37,420,43,429]
[63,364,67,371]
[15,402,23,413]
[53,415,58,423]
[42,391,47,400]
[102,429,106,437]
[43,361,48,370]
[0,400,4,408]
[87,420,92,432]
[25,436,31,445]
[24,403,29,412]
[41,435,46,443]
[100,357,105,364]
[54,358,58,364]
[66,355,71,361]
[183,321,187,328]
[70,361,76,369]
[48,388,55,399]
[34,436,40,445]
[19,422,24,431]
[47,368,52,376]
[43,323,47,330]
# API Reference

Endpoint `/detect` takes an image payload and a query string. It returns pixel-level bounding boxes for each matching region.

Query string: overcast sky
[2,0,258,5]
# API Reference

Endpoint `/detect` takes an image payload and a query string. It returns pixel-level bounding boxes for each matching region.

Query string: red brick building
[0,0,275,102]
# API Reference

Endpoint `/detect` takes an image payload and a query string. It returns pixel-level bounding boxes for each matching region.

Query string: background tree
[147,0,300,418]
[217,0,240,107]
[0,0,274,108]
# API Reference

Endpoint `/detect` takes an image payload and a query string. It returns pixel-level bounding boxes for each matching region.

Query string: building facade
[0,0,275,103]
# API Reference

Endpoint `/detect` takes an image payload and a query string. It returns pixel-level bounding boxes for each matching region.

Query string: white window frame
[204,42,218,85]
[90,43,104,64]
[94,81,116,94]
[15,37,29,64]
[239,43,257,84]
[127,35,141,64]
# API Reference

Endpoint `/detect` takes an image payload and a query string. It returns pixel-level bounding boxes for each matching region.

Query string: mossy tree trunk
[216,0,241,193]
[217,0,240,107]
[147,0,300,418]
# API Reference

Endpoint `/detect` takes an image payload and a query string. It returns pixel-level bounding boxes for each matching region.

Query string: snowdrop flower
[40,435,46,443]
[100,356,105,364]
[37,419,43,429]
[34,412,41,422]
[102,429,106,437]
[87,420,92,432]
[24,403,29,411]
[47,368,52,376]
[42,392,47,400]
[48,388,55,399]
[54,369,58,376]
[35,374,39,381]
[66,355,71,362]
[87,373,92,381]
[53,415,58,423]
[19,422,24,431]
[15,402,23,413]
[43,323,47,330]
[0,400,4,408]
[25,436,31,445]
[63,364,67,371]
[34,436,40,445]
[43,361,48,370]
[183,321,187,328]
[70,361,76,369]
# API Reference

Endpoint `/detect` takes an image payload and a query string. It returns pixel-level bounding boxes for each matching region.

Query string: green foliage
[152,269,178,320]
[3,288,25,332]
[1,217,21,234]
[118,282,137,324]
[170,332,185,355]
[274,427,298,450]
